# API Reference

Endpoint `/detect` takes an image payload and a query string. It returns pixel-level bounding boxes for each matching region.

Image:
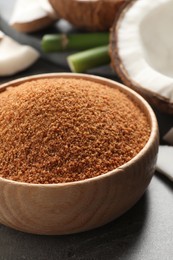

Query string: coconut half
[0,32,39,76]
[10,0,58,33]
[49,0,128,31]
[110,0,173,114]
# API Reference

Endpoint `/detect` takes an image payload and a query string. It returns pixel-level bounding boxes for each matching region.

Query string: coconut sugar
[0,78,150,184]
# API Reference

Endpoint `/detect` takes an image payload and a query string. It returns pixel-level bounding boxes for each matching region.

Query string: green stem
[41,33,109,52]
[67,45,110,73]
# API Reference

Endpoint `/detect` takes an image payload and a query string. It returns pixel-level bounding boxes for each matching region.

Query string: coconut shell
[109,0,173,115]
[49,0,128,31]
[10,0,58,33]
[12,17,55,33]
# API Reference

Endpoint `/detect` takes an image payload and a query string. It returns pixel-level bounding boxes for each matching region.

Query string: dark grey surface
[0,178,173,260]
[1,2,173,260]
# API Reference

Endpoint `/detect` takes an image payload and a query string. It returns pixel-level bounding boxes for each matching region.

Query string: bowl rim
[0,72,158,187]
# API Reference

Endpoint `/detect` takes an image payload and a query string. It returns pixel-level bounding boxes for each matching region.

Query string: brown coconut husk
[49,0,128,31]
[11,17,56,33]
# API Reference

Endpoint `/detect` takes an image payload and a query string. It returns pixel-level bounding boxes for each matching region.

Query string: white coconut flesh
[0,32,39,76]
[38,0,57,19]
[156,145,173,181]
[10,0,49,24]
[117,0,173,102]
[10,0,57,32]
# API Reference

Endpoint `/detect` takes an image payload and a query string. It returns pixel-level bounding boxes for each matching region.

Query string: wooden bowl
[0,73,159,235]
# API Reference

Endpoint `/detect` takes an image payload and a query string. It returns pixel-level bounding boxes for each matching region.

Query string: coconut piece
[38,0,58,19]
[0,32,39,76]
[49,0,128,31]
[163,128,173,145]
[110,0,173,114]
[10,0,57,33]
[156,145,173,181]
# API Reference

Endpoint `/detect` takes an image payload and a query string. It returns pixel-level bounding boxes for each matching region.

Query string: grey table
[0,2,173,260]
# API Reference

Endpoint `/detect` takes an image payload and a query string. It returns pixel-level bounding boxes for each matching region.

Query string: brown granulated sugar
[0,77,150,184]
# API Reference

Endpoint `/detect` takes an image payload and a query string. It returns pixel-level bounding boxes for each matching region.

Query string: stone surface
[0,1,173,259]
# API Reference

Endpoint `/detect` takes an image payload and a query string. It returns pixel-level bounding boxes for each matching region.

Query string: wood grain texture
[0,73,159,235]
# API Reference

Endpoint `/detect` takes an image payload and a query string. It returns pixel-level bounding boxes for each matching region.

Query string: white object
[10,0,57,32]
[117,0,173,103]
[163,128,173,145]
[0,31,3,40]
[156,145,173,181]
[38,0,57,19]
[0,32,39,76]
[10,0,49,24]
